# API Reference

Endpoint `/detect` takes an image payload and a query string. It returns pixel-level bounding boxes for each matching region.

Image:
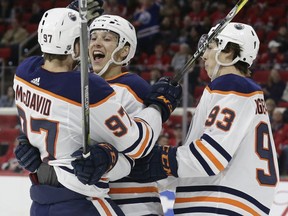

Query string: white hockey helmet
[38,8,80,56]
[209,22,260,67]
[89,14,137,73]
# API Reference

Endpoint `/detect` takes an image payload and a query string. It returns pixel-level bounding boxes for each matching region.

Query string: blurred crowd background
[1,0,288,177]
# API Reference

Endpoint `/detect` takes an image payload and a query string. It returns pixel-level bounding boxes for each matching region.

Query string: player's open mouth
[92,51,105,62]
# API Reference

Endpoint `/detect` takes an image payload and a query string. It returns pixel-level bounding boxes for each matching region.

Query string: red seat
[199,68,210,83]
[280,71,288,82]
[266,31,278,42]
[0,47,12,61]
[169,43,180,54]
[168,115,182,126]
[194,86,205,99]
[0,128,20,165]
[258,44,268,54]
[22,13,32,23]
[141,71,151,81]
[54,0,71,7]
[0,129,20,143]
[0,115,19,129]
[39,1,53,10]
[0,142,14,165]
[252,70,270,84]
[163,71,174,78]
[0,25,6,35]
[278,101,288,108]
[256,29,266,42]
[193,85,205,106]
[25,24,38,33]
[264,7,285,19]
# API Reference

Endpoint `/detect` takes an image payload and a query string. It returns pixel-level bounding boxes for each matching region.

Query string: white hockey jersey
[13,56,162,198]
[106,72,164,215]
[174,74,279,215]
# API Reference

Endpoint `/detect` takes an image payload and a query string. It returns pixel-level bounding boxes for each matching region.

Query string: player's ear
[219,46,234,63]
[220,43,237,62]
[74,38,81,57]
[120,45,129,58]
[224,49,235,62]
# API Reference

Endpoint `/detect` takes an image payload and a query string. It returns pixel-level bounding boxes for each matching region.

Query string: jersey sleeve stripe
[113,197,161,205]
[122,121,144,154]
[127,119,152,158]
[201,133,232,162]
[93,198,114,216]
[175,196,261,216]
[15,75,116,107]
[189,141,215,175]
[109,186,159,194]
[195,140,225,172]
[174,206,243,215]
[175,185,270,214]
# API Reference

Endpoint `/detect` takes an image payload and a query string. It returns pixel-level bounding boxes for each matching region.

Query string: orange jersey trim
[105,72,129,81]
[106,72,144,103]
[175,196,260,216]
[92,198,112,216]
[127,118,151,159]
[195,139,224,171]
[109,82,143,104]
[109,186,159,194]
[15,75,116,107]
[206,86,263,97]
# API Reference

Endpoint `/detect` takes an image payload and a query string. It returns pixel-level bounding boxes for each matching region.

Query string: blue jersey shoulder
[16,56,114,104]
[16,56,44,75]
[208,74,262,94]
[107,73,151,101]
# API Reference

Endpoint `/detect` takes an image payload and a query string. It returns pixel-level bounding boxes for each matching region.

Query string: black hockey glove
[67,0,104,24]
[144,77,182,123]
[71,142,118,185]
[128,145,178,183]
[14,135,42,173]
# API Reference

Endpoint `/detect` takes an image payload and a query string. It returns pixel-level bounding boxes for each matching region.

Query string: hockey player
[88,14,164,215]
[16,10,167,215]
[130,22,279,215]
[13,7,181,216]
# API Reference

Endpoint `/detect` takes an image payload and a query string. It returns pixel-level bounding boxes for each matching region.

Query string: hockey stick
[172,0,249,83]
[79,0,90,154]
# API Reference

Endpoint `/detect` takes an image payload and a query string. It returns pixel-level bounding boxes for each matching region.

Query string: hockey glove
[128,145,178,183]
[71,142,118,185]
[14,134,42,173]
[67,0,104,24]
[144,77,182,123]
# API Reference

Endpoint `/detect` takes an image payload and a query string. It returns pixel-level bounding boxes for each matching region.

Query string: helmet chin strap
[210,50,240,81]
[210,63,220,81]
[71,50,81,70]
[95,45,126,77]
[96,59,113,77]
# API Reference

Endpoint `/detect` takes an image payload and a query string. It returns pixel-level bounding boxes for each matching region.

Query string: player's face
[89,30,119,73]
[202,41,218,79]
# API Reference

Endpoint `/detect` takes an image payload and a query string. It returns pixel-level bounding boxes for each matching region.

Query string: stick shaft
[172,0,249,83]
[79,0,90,154]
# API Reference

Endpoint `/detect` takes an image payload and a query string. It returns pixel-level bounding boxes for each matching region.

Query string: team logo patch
[68,12,77,21]
[234,23,244,30]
